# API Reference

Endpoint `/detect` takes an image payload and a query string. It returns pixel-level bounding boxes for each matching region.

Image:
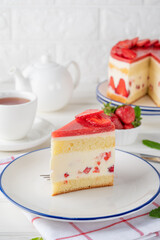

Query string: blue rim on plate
[0,147,160,222]
[97,95,160,116]
[96,80,160,112]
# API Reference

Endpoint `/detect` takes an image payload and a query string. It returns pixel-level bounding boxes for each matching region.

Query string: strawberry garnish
[124,123,134,129]
[154,41,160,48]
[93,166,100,173]
[121,48,137,60]
[115,47,123,57]
[108,76,115,90]
[115,105,135,124]
[109,114,123,129]
[108,165,114,172]
[103,103,142,128]
[83,167,92,174]
[75,109,103,120]
[144,39,159,47]
[104,151,111,161]
[64,173,69,178]
[116,78,129,97]
[116,40,132,49]
[111,46,117,55]
[136,39,150,47]
[131,37,139,47]
[85,115,111,127]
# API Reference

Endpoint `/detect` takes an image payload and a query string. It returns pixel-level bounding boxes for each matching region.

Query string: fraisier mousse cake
[107,38,160,106]
[51,109,115,196]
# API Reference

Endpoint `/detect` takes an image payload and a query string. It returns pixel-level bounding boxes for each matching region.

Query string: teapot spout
[9,67,31,92]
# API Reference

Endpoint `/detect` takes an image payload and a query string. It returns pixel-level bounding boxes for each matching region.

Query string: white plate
[0,148,159,222]
[0,117,54,151]
[96,80,160,115]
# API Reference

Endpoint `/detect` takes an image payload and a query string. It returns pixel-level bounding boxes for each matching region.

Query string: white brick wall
[0,0,159,92]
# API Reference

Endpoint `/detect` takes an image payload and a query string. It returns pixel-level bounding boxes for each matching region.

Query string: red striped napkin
[1,155,160,240]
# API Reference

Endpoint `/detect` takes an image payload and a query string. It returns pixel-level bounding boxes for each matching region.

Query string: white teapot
[10,55,80,111]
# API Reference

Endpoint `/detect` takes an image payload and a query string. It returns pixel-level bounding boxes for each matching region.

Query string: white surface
[0,1,159,88]
[0,117,54,151]
[1,148,159,222]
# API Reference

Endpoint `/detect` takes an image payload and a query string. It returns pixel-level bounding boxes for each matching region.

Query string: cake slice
[107,38,160,106]
[51,109,115,196]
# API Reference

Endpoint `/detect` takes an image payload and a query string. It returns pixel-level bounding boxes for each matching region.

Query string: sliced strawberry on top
[111,46,117,55]
[85,115,111,127]
[115,78,129,97]
[115,105,135,124]
[116,40,132,49]
[75,109,103,120]
[154,41,160,48]
[121,48,137,60]
[131,37,139,47]
[108,76,115,91]
[136,39,150,47]
[115,47,123,57]
[144,39,159,47]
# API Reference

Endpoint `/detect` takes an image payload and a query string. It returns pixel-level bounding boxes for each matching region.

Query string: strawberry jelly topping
[75,109,103,119]
[52,110,115,138]
[111,38,160,63]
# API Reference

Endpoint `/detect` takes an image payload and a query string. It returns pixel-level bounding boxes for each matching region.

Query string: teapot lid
[34,55,59,69]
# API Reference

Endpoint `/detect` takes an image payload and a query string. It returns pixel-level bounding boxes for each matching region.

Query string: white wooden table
[0,90,160,240]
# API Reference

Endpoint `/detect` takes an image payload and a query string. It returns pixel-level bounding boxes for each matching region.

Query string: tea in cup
[0,91,37,140]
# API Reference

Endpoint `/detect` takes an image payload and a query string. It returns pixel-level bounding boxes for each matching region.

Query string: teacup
[0,91,37,140]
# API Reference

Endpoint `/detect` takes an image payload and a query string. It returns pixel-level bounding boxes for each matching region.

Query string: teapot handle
[66,61,80,89]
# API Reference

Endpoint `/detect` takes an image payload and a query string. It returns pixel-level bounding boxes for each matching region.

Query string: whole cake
[51,109,115,196]
[107,38,160,106]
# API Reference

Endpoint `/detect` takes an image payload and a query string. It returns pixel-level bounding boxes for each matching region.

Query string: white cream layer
[51,148,115,182]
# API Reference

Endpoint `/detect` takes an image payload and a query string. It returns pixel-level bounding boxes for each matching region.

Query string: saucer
[0,117,54,151]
